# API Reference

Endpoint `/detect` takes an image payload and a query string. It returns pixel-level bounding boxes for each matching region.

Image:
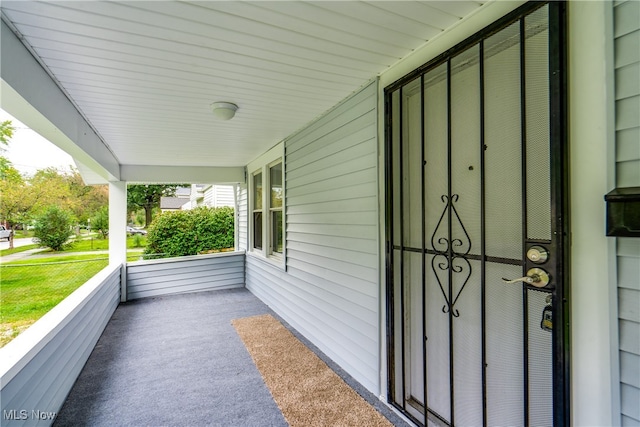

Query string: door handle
[502,268,550,288]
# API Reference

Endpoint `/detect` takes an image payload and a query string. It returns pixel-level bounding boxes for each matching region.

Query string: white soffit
[0,1,484,169]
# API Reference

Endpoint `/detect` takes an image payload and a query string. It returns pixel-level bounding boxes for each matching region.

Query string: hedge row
[144,206,234,258]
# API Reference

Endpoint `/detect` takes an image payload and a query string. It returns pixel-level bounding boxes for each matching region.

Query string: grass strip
[0,258,109,347]
[0,251,141,347]
[61,235,147,252]
[5,254,109,265]
[0,244,40,257]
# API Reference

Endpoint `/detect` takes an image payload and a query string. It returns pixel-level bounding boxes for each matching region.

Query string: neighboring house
[160,186,191,212]
[181,184,235,210]
[159,197,188,212]
[1,2,638,427]
[202,185,235,208]
[183,184,206,210]
[174,186,191,199]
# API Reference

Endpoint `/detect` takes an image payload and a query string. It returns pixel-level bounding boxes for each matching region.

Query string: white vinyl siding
[614,1,640,424]
[205,185,235,208]
[126,252,244,300]
[245,81,379,392]
[203,186,214,207]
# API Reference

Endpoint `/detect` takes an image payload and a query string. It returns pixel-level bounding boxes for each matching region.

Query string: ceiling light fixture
[210,102,238,121]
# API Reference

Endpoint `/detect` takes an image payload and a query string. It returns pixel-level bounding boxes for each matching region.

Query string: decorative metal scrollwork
[430,194,472,317]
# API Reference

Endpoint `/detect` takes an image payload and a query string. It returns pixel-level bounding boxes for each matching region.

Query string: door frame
[382,1,569,425]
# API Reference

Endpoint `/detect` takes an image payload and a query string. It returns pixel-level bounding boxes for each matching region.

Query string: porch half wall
[0,265,121,426]
[242,81,380,393]
[126,252,245,300]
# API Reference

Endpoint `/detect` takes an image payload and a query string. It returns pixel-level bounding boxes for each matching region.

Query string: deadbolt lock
[502,268,550,288]
[527,245,549,264]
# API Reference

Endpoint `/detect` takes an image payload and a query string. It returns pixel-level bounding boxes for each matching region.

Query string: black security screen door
[384,2,569,426]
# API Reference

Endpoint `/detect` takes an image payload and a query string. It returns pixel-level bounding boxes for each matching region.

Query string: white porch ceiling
[0,1,484,169]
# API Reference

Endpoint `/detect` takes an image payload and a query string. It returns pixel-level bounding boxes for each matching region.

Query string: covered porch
[1,1,633,426]
[2,255,407,427]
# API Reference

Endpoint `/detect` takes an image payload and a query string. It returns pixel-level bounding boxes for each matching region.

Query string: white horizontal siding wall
[200,185,235,208]
[203,185,214,207]
[614,1,640,425]
[246,81,379,392]
[0,265,120,426]
[618,236,640,426]
[213,185,235,207]
[127,252,244,300]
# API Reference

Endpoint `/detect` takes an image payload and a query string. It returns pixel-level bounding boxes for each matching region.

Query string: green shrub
[33,206,74,251]
[91,206,109,239]
[132,233,144,248]
[144,206,234,258]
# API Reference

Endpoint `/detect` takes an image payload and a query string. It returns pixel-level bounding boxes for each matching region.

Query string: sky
[1,109,75,175]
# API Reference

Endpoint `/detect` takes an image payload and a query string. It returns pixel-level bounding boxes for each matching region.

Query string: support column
[569,1,619,426]
[233,183,240,252]
[109,181,128,302]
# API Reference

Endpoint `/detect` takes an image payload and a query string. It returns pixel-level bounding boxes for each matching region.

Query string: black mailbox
[605,187,640,237]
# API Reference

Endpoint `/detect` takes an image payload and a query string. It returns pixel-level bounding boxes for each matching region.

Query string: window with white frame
[252,172,263,251]
[269,161,283,255]
[248,142,284,263]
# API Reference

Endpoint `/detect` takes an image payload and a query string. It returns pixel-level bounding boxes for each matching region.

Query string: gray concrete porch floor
[54,288,407,427]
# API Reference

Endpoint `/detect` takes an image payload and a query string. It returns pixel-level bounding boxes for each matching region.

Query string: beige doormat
[232,314,393,427]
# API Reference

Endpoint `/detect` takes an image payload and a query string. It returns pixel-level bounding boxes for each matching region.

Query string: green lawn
[0,258,108,347]
[0,250,144,347]
[66,235,147,251]
[13,230,34,239]
[0,235,146,258]
[7,254,109,264]
[67,237,109,251]
[0,244,40,257]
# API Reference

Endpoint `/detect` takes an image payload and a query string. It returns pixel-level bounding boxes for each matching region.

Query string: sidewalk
[0,248,145,264]
[0,248,49,263]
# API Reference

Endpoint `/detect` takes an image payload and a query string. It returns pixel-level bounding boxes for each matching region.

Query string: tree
[0,176,32,227]
[0,157,22,183]
[127,184,182,228]
[24,168,108,225]
[132,209,145,226]
[29,167,80,215]
[33,205,74,251]
[1,165,109,249]
[0,158,27,249]
[65,170,108,225]
[0,124,108,249]
[91,206,109,239]
[0,120,14,148]
[0,120,18,248]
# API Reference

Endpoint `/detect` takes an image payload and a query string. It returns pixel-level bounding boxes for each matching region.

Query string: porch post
[569,1,619,426]
[233,183,239,252]
[109,181,128,302]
